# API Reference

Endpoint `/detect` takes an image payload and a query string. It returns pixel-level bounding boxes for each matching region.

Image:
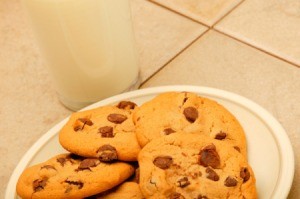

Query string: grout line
[212,0,245,27]
[139,28,211,88]
[146,0,209,28]
[214,29,300,69]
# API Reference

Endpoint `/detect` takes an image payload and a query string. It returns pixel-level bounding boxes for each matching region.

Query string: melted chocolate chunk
[117,101,137,109]
[183,107,198,123]
[169,192,185,199]
[33,179,47,192]
[224,176,238,187]
[97,145,118,162]
[215,131,227,140]
[78,158,99,170]
[198,195,208,199]
[153,156,173,169]
[164,128,176,135]
[65,180,84,189]
[107,114,127,124]
[40,165,56,170]
[78,118,94,126]
[240,167,250,183]
[177,177,190,188]
[98,126,114,138]
[199,144,220,169]
[205,167,219,181]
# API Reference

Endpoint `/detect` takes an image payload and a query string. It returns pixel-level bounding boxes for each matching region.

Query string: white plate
[6,86,294,199]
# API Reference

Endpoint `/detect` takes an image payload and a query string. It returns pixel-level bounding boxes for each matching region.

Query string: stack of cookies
[16,92,257,199]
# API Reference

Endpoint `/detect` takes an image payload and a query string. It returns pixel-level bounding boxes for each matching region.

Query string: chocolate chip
[97,145,118,162]
[98,126,114,138]
[169,192,185,199]
[68,154,84,161]
[73,125,82,132]
[164,128,176,135]
[234,146,241,153]
[65,180,84,189]
[107,114,127,124]
[224,176,238,187]
[153,156,173,169]
[205,167,219,181]
[117,101,137,109]
[33,179,47,192]
[78,118,93,126]
[57,158,66,166]
[40,165,56,170]
[176,177,190,188]
[199,144,220,169]
[74,118,93,131]
[215,131,227,140]
[198,195,208,199]
[183,107,198,123]
[78,158,99,170]
[240,167,250,183]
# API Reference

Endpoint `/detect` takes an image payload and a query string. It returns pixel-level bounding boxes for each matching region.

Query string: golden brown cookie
[138,132,257,199]
[133,92,247,156]
[88,182,144,199]
[16,153,134,199]
[59,101,141,161]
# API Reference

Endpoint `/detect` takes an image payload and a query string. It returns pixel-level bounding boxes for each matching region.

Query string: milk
[22,0,140,110]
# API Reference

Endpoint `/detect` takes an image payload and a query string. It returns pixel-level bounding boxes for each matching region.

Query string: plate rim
[5,85,295,199]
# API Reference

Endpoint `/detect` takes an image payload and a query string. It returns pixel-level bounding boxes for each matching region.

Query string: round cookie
[16,153,134,199]
[88,182,144,199]
[133,92,247,156]
[59,101,141,161]
[138,132,257,199]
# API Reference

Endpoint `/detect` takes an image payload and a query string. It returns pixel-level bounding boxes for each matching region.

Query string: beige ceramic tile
[131,0,207,81]
[215,0,300,66]
[143,30,300,198]
[150,0,242,26]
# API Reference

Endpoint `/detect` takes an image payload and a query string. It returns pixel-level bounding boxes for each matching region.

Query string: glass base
[58,75,141,111]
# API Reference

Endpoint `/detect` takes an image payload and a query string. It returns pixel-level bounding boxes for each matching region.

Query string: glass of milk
[22,0,140,110]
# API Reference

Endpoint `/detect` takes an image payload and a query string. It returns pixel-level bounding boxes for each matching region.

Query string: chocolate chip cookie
[133,92,247,156]
[16,153,135,199]
[59,102,141,161]
[138,132,257,199]
[88,182,144,199]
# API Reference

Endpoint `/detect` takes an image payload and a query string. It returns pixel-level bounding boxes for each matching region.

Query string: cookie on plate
[138,132,257,199]
[133,92,247,156]
[16,153,134,199]
[59,101,141,161]
[88,182,144,199]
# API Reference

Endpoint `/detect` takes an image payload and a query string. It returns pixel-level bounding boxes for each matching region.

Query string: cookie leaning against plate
[133,92,247,156]
[16,153,134,199]
[59,101,141,161]
[138,132,257,199]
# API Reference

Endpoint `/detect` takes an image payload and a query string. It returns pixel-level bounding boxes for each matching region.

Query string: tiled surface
[142,30,300,198]
[215,0,300,66]
[150,0,242,26]
[1,0,300,198]
[131,0,207,81]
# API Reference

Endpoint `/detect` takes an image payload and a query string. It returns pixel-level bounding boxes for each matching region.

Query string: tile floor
[0,0,299,198]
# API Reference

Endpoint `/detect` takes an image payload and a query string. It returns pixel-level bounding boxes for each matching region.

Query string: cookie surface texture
[16,153,134,199]
[59,102,141,161]
[138,133,257,199]
[133,92,247,156]
[90,182,144,199]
